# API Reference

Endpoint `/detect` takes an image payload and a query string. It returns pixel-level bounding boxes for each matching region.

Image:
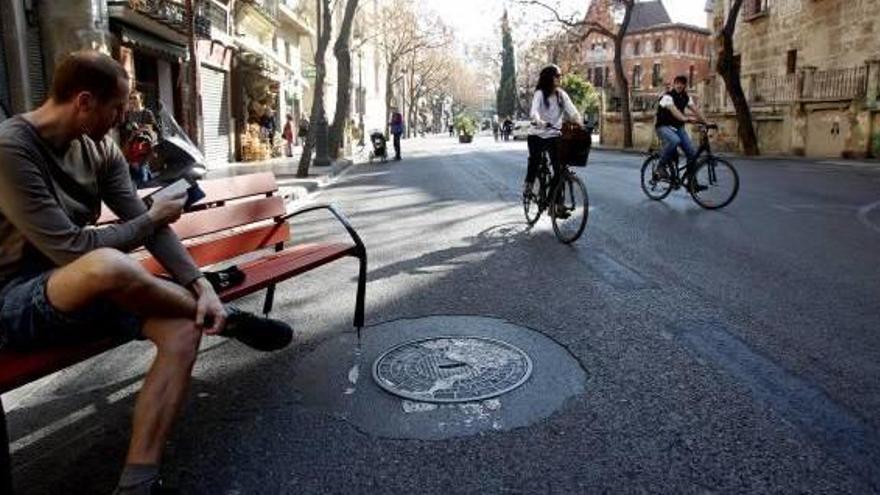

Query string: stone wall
[730,0,880,75]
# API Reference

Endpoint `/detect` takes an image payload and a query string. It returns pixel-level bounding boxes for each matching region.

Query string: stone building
[583,0,712,96]
[702,0,880,158]
[583,0,713,147]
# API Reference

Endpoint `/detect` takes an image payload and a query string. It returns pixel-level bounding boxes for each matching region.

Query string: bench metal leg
[354,248,367,340]
[1,398,13,494]
[262,284,276,316]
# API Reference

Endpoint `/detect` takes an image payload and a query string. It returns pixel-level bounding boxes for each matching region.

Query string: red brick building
[582,1,712,96]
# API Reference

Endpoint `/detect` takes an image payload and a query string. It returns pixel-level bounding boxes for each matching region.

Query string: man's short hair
[50,51,129,103]
[673,75,688,85]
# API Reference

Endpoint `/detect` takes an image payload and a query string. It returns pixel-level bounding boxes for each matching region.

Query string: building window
[633,65,642,88]
[272,35,278,53]
[744,0,768,19]
[605,67,610,87]
[679,38,687,52]
[689,65,695,88]
[786,49,797,74]
[587,68,593,81]
[285,41,291,65]
[634,41,641,56]
[652,63,662,87]
[654,38,662,53]
[591,43,596,51]
[602,42,607,50]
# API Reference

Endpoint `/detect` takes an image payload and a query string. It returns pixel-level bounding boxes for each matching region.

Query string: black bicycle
[523,147,589,244]
[640,123,739,209]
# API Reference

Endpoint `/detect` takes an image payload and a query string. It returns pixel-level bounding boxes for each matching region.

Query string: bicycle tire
[551,172,589,244]
[689,156,739,209]
[523,175,543,225]
[640,154,673,200]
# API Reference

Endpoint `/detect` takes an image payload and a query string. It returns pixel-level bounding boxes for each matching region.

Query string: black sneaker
[656,163,670,180]
[221,307,294,351]
[150,479,180,495]
[554,204,571,219]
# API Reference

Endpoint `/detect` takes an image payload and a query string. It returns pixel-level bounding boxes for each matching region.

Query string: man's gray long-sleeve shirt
[0,116,201,289]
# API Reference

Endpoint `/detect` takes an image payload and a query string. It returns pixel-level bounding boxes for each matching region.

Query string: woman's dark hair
[50,51,129,103]
[673,75,688,85]
[536,65,561,107]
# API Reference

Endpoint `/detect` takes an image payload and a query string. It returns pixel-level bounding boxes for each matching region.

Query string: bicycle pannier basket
[558,123,592,167]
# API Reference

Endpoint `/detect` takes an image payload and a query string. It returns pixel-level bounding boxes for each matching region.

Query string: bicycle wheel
[523,176,544,225]
[689,156,739,209]
[551,172,589,244]
[640,154,673,200]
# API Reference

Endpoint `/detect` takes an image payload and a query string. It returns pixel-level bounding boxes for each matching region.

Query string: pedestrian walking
[492,116,500,142]
[390,108,404,161]
[260,108,277,149]
[298,114,310,146]
[282,114,295,157]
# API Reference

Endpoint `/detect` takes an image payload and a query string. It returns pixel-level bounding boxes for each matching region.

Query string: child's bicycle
[640,123,740,210]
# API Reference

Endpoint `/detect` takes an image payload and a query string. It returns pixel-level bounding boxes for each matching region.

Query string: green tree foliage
[560,73,599,115]
[454,114,478,136]
[496,10,518,118]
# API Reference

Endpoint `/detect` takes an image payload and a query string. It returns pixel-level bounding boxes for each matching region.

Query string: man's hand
[147,190,186,226]
[190,277,226,335]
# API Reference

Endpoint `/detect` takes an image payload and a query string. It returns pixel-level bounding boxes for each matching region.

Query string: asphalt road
[5,134,880,493]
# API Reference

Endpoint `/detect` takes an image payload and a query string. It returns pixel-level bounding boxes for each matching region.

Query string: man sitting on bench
[0,51,293,494]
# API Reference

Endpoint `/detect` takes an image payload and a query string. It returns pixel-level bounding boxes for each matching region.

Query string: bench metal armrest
[279,204,365,254]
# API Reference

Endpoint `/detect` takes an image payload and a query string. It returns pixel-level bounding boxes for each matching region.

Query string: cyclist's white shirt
[529,89,581,139]
[658,94,694,109]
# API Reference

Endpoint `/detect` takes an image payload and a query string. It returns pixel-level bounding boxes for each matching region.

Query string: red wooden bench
[0,172,367,492]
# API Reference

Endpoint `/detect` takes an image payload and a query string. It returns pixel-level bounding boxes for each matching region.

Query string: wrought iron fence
[805,66,868,100]
[751,73,798,103]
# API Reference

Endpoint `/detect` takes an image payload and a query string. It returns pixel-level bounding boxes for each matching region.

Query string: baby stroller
[369,131,388,163]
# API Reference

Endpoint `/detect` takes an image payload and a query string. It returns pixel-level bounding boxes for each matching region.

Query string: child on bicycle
[655,75,706,187]
[524,65,582,206]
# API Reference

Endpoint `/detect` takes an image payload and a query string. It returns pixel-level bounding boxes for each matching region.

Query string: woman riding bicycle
[524,65,582,204]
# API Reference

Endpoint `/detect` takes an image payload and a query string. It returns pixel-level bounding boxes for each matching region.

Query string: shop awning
[120,26,189,61]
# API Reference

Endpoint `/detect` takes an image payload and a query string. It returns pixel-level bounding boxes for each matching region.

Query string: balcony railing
[805,66,867,100]
[111,0,189,33]
[751,73,798,103]
[240,0,278,19]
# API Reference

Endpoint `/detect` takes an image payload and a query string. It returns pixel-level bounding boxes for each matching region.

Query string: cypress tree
[497,10,518,118]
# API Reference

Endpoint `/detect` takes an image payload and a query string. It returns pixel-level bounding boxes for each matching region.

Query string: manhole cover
[372,336,533,403]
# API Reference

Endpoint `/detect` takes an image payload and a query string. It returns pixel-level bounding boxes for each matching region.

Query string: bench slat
[141,222,292,274]
[0,338,119,395]
[218,243,356,302]
[170,196,286,241]
[98,172,279,224]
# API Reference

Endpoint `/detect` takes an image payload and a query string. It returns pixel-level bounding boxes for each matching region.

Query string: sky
[422,0,709,46]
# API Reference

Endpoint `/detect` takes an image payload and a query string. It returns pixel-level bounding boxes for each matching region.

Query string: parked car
[512,120,531,141]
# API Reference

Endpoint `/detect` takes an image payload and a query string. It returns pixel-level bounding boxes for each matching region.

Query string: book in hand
[143,178,206,211]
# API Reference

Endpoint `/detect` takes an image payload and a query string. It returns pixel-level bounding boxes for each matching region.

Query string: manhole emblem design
[372,336,533,403]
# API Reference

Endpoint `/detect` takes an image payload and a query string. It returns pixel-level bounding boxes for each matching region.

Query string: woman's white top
[529,88,582,139]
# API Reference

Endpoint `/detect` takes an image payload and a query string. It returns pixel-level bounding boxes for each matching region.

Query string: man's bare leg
[46,248,197,319]
[127,317,201,464]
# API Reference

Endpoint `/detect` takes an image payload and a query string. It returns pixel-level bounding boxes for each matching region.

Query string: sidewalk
[206,145,368,205]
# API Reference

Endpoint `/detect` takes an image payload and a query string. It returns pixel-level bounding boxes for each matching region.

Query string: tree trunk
[298,0,332,177]
[616,2,635,149]
[717,0,759,155]
[384,62,395,137]
[328,0,360,160]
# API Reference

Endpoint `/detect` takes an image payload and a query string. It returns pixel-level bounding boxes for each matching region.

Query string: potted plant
[455,114,476,143]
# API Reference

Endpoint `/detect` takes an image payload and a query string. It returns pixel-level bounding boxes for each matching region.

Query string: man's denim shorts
[0,272,143,351]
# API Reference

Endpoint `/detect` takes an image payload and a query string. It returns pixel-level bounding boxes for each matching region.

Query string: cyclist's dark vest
[655,90,689,129]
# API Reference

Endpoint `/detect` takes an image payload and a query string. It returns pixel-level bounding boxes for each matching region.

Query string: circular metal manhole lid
[372,336,533,403]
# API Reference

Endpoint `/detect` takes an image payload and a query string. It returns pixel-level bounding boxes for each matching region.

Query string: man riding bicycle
[655,75,707,188]
[524,65,582,216]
